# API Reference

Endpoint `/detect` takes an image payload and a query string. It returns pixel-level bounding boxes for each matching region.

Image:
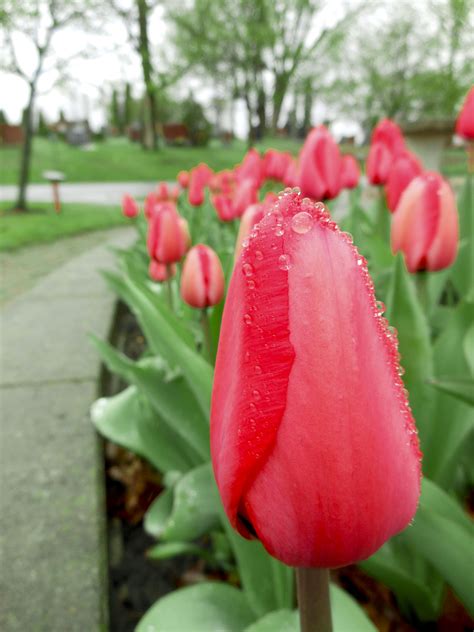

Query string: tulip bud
[122,194,139,218]
[181,244,225,308]
[178,170,190,189]
[212,194,236,222]
[283,159,299,188]
[188,163,213,206]
[149,260,176,282]
[367,119,406,185]
[236,148,264,187]
[263,150,293,182]
[235,203,266,260]
[391,172,459,272]
[147,203,187,264]
[340,155,360,189]
[298,126,343,200]
[211,191,421,568]
[144,192,158,219]
[233,178,259,218]
[455,86,474,141]
[385,151,423,212]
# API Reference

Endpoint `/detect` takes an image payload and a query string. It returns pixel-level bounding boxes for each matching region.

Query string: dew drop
[278,254,292,270]
[242,238,249,249]
[291,211,313,234]
[243,314,252,325]
[242,263,253,277]
[275,227,285,237]
[252,389,261,401]
[292,186,301,194]
[247,279,256,289]
[249,402,257,412]
[255,250,263,261]
[376,300,385,315]
[254,365,262,375]
[342,231,353,243]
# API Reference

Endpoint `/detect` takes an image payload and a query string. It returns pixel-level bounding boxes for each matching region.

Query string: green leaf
[136,582,255,632]
[403,480,474,614]
[385,254,434,446]
[91,386,193,473]
[144,464,220,541]
[147,541,213,562]
[91,337,208,461]
[244,609,298,632]
[244,585,376,632]
[331,584,377,631]
[122,276,213,418]
[464,322,474,375]
[450,174,473,299]
[429,376,474,406]
[424,300,474,485]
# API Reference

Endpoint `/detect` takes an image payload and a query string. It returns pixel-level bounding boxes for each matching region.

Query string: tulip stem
[201,308,213,361]
[296,568,333,632]
[165,267,174,311]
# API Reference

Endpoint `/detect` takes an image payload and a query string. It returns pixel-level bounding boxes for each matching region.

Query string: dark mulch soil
[101,302,473,632]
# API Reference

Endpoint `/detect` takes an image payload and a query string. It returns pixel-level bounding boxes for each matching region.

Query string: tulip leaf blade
[402,479,474,615]
[144,464,220,542]
[385,254,434,445]
[136,582,255,632]
[91,336,208,462]
[428,376,474,406]
[90,386,193,473]
[147,541,214,562]
[450,173,473,299]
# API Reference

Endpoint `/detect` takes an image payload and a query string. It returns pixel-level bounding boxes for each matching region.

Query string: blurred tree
[168,0,360,142]
[123,82,133,128]
[180,95,212,146]
[110,87,123,133]
[0,109,7,124]
[325,0,474,134]
[0,0,99,211]
[37,110,49,136]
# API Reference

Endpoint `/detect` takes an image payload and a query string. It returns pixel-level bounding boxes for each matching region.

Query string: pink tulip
[212,194,237,222]
[147,203,188,264]
[341,155,360,189]
[149,260,176,282]
[181,244,225,308]
[263,150,293,182]
[367,119,406,185]
[236,148,264,187]
[122,194,139,218]
[177,170,190,189]
[211,190,421,568]
[385,151,423,212]
[188,163,214,206]
[298,126,343,200]
[391,172,459,272]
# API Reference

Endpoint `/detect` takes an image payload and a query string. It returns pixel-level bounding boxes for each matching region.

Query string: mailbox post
[42,170,65,213]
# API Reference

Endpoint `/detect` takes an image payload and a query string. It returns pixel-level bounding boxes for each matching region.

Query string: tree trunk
[271,74,289,134]
[137,0,158,150]
[15,83,35,212]
[257,85,267,138]
[302,78,313,134]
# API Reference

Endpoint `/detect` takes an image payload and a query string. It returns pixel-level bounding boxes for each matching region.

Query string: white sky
[0,1,370,140]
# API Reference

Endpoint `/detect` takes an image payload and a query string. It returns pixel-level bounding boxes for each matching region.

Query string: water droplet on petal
[252,389,261,401]
[291,211,313,234]
[247,279,256,289]
[278,254,292,270]
[243,314,252,325]
[275,227,285,237]
[242,263,253,277]
[254,365,262,374]
[255,250,263,261]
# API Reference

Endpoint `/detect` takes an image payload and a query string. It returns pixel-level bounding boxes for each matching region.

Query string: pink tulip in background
[298,125,343,200]
[367,119,406,185]
[147,203,188,264]
[181,244,225,308]
[391,172,459,272]
[149,260,176,282]
[341,154,360,189]
[122,194,139,218]
[211,191,421,568]
[386,151,423,212]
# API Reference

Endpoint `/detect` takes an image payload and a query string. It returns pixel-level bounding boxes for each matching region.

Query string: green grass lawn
[0,202,128,251]
[0,137,304,185]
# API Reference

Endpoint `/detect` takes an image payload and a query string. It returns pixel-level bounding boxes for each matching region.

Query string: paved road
[0,181,162,205]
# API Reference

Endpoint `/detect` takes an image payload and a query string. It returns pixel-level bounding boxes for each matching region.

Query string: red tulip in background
[149,260,176,282]
[341,154,360,189]
[122,194,139,218]
[391,172,459,272]
[156,182,179,202]
[455,86,474,140]
[283,158,299,188]
[177,170,190,189]
[212,194,236,222]
[263,150,293,182]
[234,193,278,260]
[367,119,406,185]
[236,148,264,187]
[189,163,213,206]
[386,151,423,212]
[181,244,225,308]
[298,125,343,200]
[211,190,421,568]
[147,203,188,264]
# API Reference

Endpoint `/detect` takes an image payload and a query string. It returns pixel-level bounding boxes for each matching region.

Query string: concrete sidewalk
[0,226,134,631]
[0,181,164,205]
